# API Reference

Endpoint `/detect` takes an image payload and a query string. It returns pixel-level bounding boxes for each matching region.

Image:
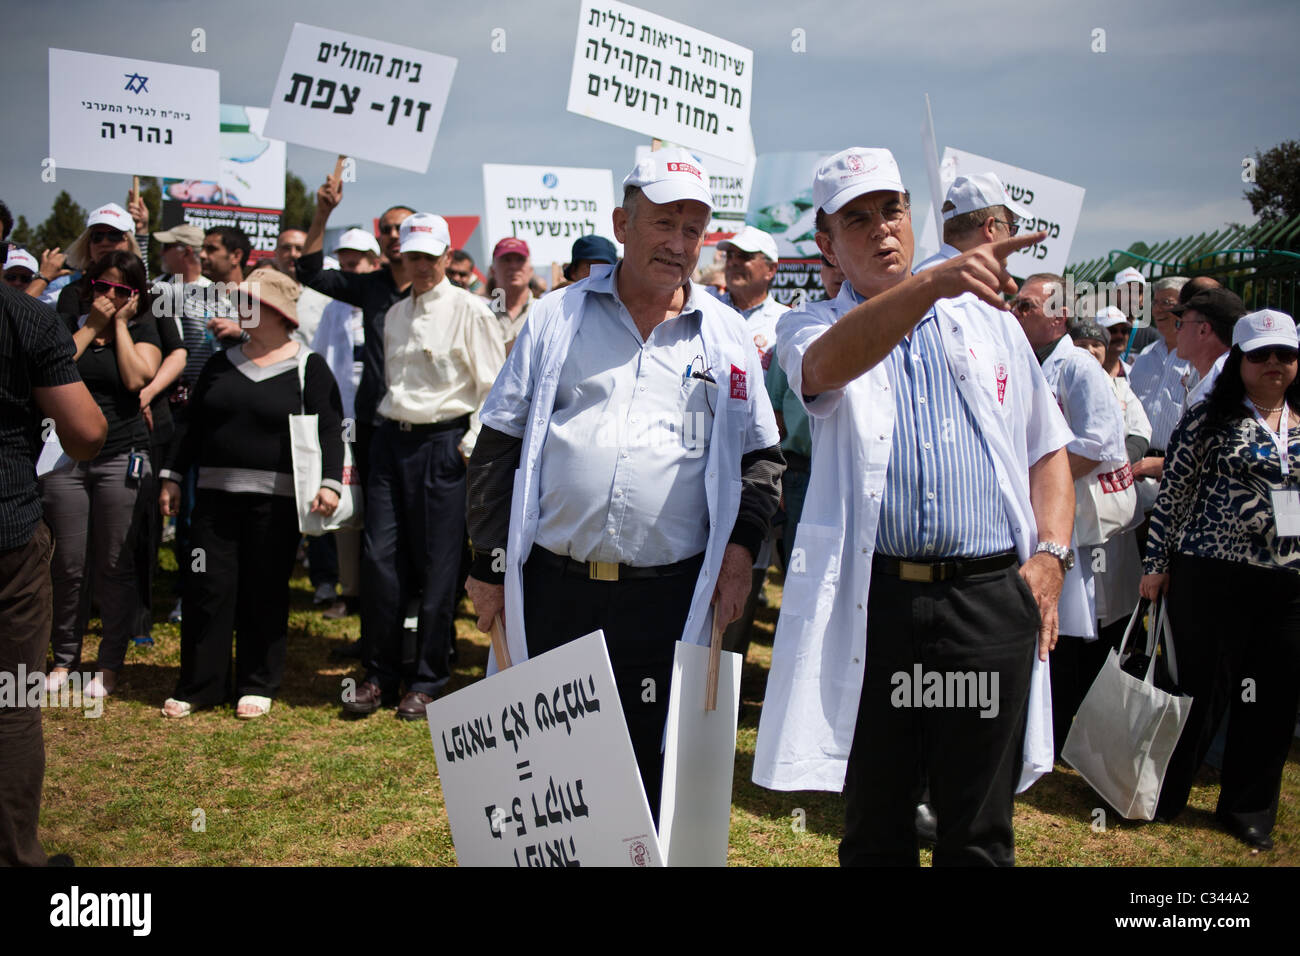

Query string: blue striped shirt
[875,310,1016,558]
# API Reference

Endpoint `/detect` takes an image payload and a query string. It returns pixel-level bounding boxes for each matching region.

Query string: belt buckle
[898,561,934,583]
[398,421,413,432]
[589,561,619,582]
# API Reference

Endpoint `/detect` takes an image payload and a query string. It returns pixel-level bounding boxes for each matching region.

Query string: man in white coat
[753,147,1076,866]
[464,149,783,820]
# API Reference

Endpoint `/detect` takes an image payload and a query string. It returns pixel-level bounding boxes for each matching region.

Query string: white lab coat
[752,282,1074,794]
[478,264,780,671]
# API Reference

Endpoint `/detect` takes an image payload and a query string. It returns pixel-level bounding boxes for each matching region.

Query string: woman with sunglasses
[41,251,162,698]
[29,199,150,314]
[1140,308,1300,850]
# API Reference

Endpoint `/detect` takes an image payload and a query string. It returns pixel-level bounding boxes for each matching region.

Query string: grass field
[37,552,1298,866]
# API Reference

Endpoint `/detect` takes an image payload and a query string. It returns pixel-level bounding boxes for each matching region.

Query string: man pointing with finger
[753,148,1076,866]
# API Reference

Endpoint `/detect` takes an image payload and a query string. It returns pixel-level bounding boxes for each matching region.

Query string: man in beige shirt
[344,213,505,719]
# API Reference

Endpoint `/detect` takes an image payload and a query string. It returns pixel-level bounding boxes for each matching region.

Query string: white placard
[482,164,619,268]
[635,138,755,237]
[426,631,663,867]
[916,147,1086,277]
[264,23,456,174]
[658,640,741,867]
[568,1,753,164]
[48,49,220,180]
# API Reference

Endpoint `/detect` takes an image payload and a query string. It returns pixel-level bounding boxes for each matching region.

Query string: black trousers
[360,421,466,697]
[841,564,1039,867]
[1155,554,1300,834]
[175,491,301,707]
[522,546,702,824]
[0,523,54,866]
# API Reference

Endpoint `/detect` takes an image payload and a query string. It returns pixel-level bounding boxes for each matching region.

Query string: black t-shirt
[0,286,82,549]
[70,313,162,458]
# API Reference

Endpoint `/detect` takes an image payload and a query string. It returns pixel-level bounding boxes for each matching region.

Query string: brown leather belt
[530,545,704,582]
[872,549,1018,583]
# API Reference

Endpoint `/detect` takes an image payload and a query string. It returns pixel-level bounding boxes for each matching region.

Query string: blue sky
[4,0,1298,268]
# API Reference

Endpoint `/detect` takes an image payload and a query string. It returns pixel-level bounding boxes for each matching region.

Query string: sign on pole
[568,0,753,164]
[426,631,663,867]
[482,164,619,267]
[658,640,741,866]
[636,137,755,240]
[264,23,457,174]
[916,147,1086,276]
[48,49,220,180]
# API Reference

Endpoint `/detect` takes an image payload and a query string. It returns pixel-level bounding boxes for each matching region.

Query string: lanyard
[1249,401,1291,479]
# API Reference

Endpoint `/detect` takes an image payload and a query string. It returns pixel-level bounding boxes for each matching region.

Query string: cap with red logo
[813,147,906,214]
[87,203,135,233]
[622,146,712,209]
[492,237,531,260]
[1233,309,1298,353]
[398,213,450,257]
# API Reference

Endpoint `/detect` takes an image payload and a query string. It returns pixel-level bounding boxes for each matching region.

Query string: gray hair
[1152,276,1189,295]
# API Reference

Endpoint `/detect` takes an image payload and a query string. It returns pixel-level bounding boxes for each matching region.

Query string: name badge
[1272,487,1300,537]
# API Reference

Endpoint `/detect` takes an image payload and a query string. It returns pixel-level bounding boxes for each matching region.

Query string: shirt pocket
[780,522,843,622]
[680,377,716,455]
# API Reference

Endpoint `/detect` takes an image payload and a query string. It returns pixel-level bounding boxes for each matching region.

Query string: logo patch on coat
[995,362,1008,405]
[730,364,748,400]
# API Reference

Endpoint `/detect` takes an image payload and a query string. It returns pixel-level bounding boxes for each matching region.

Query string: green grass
[38,558,1298,866]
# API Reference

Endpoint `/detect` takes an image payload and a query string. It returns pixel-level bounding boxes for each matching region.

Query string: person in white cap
[1112,266,1159,357]
[3,249,39,291]
[715,224,787,662]
[753,146,1074,867]
[1140,308,1300,850]
[344,213,504,720]
[915,172,1031,273]
[464,146,783,821]
[309,228,380,621]
[1094,305,1134,378]
[43,200,150,315]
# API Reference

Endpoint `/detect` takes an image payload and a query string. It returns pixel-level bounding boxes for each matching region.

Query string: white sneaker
[168,599,183,623]
[45,668,70,694]
[84,671,116,698]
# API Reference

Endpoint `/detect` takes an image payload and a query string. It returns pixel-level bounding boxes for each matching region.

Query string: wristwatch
[1034,540,1075,571]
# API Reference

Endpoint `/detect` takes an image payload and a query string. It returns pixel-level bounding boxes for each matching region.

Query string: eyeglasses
[1173,318,1206,331]
[91,279,135,297]
[1009,298,1041,314]
[1244,347,1299,364]
[89,229,126,244]
[1153,298,1180,309]
[3,272,33,284]
[992,218,1020,236]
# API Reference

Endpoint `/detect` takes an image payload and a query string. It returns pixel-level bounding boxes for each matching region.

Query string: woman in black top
[1140,309,1300,850]
[41,251,162,698]
[159,268,344,719]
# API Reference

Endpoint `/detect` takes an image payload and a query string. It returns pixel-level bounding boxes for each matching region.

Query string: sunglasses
[3,271,33,284]
[89,229,126,244]
[992,218,1021,236]
[1244,347,1299,364]
[91,279,136,297]
[378,224,402,235]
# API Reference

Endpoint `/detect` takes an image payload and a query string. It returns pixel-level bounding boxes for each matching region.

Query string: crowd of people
[1,142,1297,868]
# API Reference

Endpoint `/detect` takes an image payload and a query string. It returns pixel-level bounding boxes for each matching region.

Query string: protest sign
[658,640,741,867]
[635,137,755,239]
[916,147,1086,276]
[426,631,663,867]
[746,150,834,259]
[568,0,753,164]
[482,164,619,267]
[770,260,830,308]
[162,105,286,264]
[264,23,456,174]
[48,49,220,180]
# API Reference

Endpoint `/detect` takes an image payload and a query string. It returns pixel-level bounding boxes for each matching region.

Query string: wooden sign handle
[490,615,512,671]
[131,176,140,203]
[332,155,346,182]
[705,609,722,711]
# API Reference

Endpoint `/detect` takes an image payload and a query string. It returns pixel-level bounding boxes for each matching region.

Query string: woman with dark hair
[41,250,162,698]
[1140,308,1300,850]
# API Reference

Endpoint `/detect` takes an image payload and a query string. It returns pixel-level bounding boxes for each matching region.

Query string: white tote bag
[1073,460,1140,546]
[289,348,362,536]
[1061,597,1193,820]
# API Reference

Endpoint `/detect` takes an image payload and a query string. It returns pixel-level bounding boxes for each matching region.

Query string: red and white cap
[1095,306,1130,329]
[398,213,450,257]
[333,228,381,257]
[1114,267,1146,286]
[87,203,135,233]
[4,248,38,274]
[718,225,779,263]
[622,147,712,208]
[492,237,531,260]
[813,147,906,214]
[1233,309,1298,353]
[942,172,1030,222]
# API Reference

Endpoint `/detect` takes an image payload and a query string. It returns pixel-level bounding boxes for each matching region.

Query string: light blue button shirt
[1130,339,1193,449]
[535,267,715,566]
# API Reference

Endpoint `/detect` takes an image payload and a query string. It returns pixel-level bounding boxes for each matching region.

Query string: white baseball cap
[333,228,381,257]
[1114,267,1146,286]
[942,172,1030,222]
[87,203,134,233]
[1095,306,1130,329]
[813,147,906,215]
[718,225,779,263]
[622,147,712,208]
[1233,309,1298,353]
[398,213,450,257]
[4,249,38,274]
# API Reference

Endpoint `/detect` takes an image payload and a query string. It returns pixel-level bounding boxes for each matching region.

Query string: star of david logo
[124,73,149,94]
